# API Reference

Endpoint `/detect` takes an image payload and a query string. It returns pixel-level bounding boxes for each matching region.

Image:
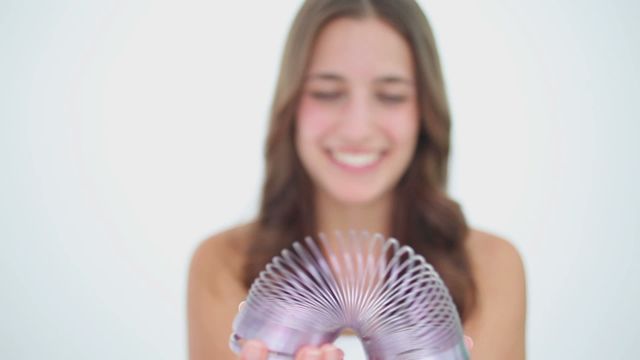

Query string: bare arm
[187,235,247,360]
[464,232,527,359]
[187,232,344,360]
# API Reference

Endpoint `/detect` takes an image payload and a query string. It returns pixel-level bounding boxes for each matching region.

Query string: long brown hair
[243,0,477,322]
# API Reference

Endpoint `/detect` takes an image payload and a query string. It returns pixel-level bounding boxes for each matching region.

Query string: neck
[314,190,393,237]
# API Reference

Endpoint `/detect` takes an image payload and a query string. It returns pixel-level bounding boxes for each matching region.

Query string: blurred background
[1,0,638,358]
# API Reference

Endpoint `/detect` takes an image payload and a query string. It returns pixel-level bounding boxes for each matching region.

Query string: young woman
[187,1,526,359]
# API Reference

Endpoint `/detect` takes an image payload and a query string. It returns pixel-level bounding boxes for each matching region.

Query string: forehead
[307,17,415,80]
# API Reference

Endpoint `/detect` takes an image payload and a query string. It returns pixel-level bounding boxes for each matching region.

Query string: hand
[237,301,343,359]
[464,335,474,352]
[240,340,343,360]
[237,301,471,359]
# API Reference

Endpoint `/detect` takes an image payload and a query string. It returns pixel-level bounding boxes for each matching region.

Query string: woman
[187,1,526,359]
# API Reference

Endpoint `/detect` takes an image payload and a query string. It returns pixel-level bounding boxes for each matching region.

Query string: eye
[377,93,408,104]
[310,91,343,101]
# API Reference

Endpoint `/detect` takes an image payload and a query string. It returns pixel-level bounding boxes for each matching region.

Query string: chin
[325,187,387,207]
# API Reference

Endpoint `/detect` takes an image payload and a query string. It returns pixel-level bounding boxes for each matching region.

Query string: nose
[338,91,374,142]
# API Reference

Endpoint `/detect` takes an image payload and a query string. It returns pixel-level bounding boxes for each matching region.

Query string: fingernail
[331,348,344,360]
[306,349,322,360]
[323,345,344,360]
[464,335,474,350]
[241,341,264,359]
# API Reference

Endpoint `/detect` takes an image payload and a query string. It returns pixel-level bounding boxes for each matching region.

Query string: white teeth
[332,151,381,167]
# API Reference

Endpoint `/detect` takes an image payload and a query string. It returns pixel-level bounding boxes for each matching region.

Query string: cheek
[296,98,335,142]
[382,108,419,146]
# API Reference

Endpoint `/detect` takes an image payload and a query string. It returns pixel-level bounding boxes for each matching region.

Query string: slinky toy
[229,231,469,359]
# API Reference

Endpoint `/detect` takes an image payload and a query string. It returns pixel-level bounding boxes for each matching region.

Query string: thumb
[464,335,474,350]
[240,340,268,360]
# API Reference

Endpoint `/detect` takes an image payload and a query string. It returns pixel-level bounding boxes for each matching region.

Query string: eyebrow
[374,75,414,85]
[306,72,344,82]
[305,72,414,85]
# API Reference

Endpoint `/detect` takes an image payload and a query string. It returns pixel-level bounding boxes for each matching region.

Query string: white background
[2,0,639,358]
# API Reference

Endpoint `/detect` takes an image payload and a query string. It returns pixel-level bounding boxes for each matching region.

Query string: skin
[187,17,526,360]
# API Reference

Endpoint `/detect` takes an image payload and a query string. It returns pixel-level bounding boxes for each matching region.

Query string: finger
[320,344,344,360]
[295,346,322,360]
[238,301,246,312]
[240,339,268,360]
[464,335,474,350]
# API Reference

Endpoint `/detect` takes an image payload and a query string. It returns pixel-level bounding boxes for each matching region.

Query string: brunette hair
[243,0,477,321]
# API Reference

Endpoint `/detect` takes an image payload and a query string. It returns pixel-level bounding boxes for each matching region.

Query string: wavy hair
[243,0,477,321]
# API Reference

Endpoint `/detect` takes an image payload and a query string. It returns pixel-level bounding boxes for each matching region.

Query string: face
[295,17,420,206]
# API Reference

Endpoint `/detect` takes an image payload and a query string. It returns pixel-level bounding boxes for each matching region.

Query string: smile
[329,150,384,169]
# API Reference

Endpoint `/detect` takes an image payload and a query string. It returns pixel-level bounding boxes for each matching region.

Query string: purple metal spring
[230,231,469,359]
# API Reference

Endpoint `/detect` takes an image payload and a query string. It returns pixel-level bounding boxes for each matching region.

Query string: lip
[326,149,386,173]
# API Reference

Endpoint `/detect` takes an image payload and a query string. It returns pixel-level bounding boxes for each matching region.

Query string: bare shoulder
[463,228,527,359]
[192,221,256,257]
[466,228,525,277]
[465,228,526,304]
[188,222,255,289]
